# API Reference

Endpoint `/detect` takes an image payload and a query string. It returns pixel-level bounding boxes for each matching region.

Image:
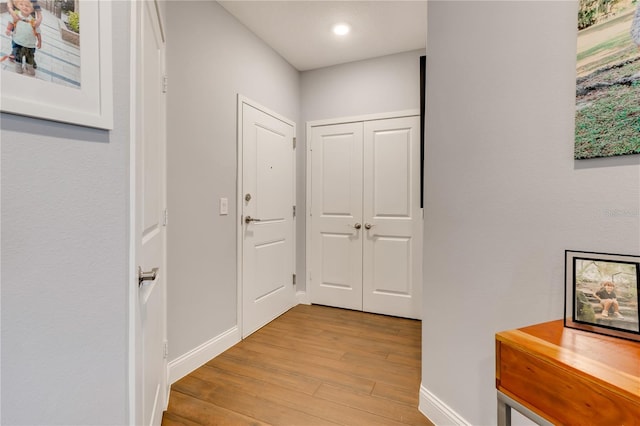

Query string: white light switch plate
[220,197,228,215]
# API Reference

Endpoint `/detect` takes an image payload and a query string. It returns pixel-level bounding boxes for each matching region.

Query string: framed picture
[565,250,640,342]
[574,1,640,159]
[1,0,112,129]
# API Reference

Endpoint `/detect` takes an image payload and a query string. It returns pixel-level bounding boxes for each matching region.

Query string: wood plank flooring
[162,304,433,426]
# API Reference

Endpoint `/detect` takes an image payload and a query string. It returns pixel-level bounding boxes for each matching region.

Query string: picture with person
[0,0,112,129]
[568,251,640,339]
[1,0,80,87]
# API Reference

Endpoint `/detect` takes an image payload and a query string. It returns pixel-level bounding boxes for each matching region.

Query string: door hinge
[292,274,296,286]
[293,205,296,218]
[162,75,168,93]
[163,208,168,226]
[293,137,296,149]
[163,341,168,359]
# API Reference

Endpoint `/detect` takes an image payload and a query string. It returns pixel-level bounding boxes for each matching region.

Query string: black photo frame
[565,250,640,342]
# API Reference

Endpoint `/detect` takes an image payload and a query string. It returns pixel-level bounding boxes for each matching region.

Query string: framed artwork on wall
[0,0,113,129]
[565,250,640,342]
[574,0,640,159]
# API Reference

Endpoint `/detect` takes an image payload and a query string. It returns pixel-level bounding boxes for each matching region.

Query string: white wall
[299,49,425,290]
[421,1,640,425]
[165,1,300,362]
[0,2,131,424]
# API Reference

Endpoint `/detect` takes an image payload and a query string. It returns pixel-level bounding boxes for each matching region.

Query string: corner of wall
[167,326,240,385]
[296,291,310,305]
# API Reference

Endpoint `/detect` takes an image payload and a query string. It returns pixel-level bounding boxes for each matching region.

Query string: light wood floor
[162,304,433,426]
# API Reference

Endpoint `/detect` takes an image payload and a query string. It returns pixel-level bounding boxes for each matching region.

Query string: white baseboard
[167,326,240,385]
[296,290,310,305]
[419,384,471,426]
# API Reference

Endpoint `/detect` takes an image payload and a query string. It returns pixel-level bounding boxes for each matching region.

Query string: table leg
[497,393,511,426]
[497,391,554,426]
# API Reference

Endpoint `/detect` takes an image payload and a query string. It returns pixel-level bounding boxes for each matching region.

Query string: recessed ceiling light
[332,23,350,36]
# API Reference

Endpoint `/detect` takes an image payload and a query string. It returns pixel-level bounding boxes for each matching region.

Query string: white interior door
[362,117,422,319]
[310,122,364,310]
[241,100,296,338]
[131,1,167,425]
[309,114,422,319]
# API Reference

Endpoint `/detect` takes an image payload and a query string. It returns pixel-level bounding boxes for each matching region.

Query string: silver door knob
[138,266,159,286]
[353,223,362,229]
[245,215,262,224]
[364,223,373,229]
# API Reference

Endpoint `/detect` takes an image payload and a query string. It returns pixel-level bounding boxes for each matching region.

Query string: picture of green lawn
[575,0,640,159]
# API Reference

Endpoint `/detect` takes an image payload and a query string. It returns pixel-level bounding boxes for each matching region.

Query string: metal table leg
[497,391,554,426]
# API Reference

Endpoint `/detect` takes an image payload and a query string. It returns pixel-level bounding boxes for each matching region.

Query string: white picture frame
[0,0,113,129]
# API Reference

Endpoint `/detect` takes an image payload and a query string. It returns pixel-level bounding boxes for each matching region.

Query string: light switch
[220,197,228,215]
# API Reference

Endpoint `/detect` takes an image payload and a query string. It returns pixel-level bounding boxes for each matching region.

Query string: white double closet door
[309,114,422,319]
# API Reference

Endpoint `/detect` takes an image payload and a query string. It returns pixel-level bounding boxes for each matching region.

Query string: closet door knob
[353,223,362,230]
[364,223,373,230]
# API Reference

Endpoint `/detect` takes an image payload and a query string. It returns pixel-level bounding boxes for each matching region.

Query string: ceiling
[217,1,427,71]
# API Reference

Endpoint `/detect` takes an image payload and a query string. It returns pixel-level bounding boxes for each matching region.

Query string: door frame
[128,1,168,424]
[305,109,420,302]
[236,95,297,337]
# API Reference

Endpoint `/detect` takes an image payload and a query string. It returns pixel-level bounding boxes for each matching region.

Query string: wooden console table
[495,320,640,425]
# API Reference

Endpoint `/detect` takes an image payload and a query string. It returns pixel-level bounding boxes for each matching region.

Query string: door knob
[138,266,159,286]
[353,223,362,229]
[364,223,373,230]
[245,215,262,224]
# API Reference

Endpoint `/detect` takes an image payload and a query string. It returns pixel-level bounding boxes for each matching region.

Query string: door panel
[372,236,411,294]
[242,102,295,338]
[372,128,411,217]
[320,233,354,289]
[310,123,363,310]
[363,117,422,319]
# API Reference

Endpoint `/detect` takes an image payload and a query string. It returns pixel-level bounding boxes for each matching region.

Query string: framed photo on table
[1,0,112,129]
[565,250,640,342]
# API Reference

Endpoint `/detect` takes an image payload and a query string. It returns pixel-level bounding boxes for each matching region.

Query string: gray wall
[299,49,425,289]
[0,2,131,424]
[301,49,424,122]
[422,1,640,424]
[165,1,300,360]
